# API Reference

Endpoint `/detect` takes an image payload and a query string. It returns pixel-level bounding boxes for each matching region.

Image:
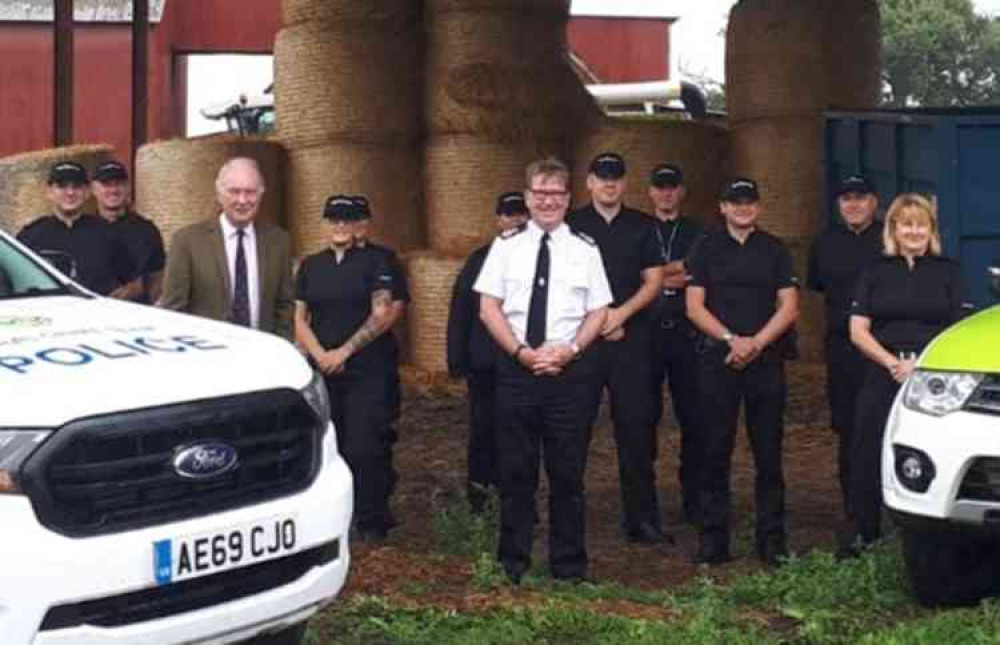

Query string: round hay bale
[786,235,824,364]
[424,135,569,257]
[285,141,425,257]
[403,250,464,374]
[274,22,423,148]
[134,135,286,252]
[425,7,599,138]
[729,116,825,240]
[0,144,113,234]
[281,0,422,28]
[726,0,881,121]
[571,118,731,224]
[825,0,882,112]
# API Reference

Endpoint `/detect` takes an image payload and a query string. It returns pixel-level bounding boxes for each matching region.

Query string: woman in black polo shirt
[847,193,967,554]
[294,195,397,544]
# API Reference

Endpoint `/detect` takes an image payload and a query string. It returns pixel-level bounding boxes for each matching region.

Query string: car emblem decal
[172,442,240,479]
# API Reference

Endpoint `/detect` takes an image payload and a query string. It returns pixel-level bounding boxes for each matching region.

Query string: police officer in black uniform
[475,157,612,584]
[847,193,968,555]
[686,178,799,566]
[294,195,399,544]
[647,163,705,524]
[447,192,530,513]
[18,161,138,297]
[807,175,883,523]
[91,160,166,304]
[567,152,666,544]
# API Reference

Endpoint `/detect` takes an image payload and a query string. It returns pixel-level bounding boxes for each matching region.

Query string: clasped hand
[518,344,575,376]
[724,336,761,370]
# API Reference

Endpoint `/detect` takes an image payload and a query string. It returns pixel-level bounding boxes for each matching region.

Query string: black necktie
[526,232,550,348]
[232,229,251,327]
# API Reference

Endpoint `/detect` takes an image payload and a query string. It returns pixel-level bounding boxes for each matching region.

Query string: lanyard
[655,219,681,263]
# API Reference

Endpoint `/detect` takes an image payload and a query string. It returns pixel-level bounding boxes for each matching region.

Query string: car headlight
[903,370,983,417]
[0,430,52,495]
[300,370,332,429]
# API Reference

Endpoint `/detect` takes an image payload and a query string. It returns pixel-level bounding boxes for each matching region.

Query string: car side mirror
[990,262,1000,298]
[38,250,77,279]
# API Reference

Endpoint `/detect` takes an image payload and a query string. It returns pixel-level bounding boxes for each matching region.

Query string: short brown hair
[525,156,570,191]
[883,193,942,256]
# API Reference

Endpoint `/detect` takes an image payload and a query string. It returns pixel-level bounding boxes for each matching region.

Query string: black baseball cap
[323,194,361,221]
[836,174,876,197]
[722,177,760,202]
[495,191,527,216]
[352,195,371,220]
[47,161,88,185]
[650,163,684,188]
[589,152,626,180]
[93,160,129,182]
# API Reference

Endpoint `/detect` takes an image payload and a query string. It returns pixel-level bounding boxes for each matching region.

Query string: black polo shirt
[851,255,966,353]
[295,246,396,373]
[688,227,798,337]
[807,220,884,338]
[363,242,411,303]
[17,213,137,296]
[653,214,704,319]
[111,212,166,303]
[566,203,663,318]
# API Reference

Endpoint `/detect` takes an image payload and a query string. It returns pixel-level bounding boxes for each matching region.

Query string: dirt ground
[341,362,841,603]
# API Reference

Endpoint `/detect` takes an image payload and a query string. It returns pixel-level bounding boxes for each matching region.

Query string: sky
[186,0,1000,136]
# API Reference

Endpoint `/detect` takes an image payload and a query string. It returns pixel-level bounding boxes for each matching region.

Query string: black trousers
[651,319,703,512]
[495,354,600,579]
[590,323,660,532]
[325,368,396,532]
[824,334,866,519]
[466,369,498,510]
[697,351,787,548]
[849,359,900,543]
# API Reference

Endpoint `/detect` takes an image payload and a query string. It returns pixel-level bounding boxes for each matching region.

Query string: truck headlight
[903,370,983,417]
[301,370,331,429]
[0,430,51,495]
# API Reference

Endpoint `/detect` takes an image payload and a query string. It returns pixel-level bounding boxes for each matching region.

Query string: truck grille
[957,457,1000,502]
[965,375,1000,416]
[21,389,322,537]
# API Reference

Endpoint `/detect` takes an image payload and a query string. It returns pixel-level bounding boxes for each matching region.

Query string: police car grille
[39,539,340,631]
[958,457,1000,502]
[21,389,322,537]
[965,376,1000,416]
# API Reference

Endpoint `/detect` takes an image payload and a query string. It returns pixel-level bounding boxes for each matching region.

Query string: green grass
[430,487,500,557]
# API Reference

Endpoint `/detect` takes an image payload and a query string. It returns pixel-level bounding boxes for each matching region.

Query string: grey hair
[215,157,266,194]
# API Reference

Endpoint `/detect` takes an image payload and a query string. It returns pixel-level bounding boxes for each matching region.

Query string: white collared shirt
[219,214,260,329]
[474,220,612,345]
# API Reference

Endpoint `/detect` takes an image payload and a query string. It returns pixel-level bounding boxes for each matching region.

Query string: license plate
[153,515,298,586]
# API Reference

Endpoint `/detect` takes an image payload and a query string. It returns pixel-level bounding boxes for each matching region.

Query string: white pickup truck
[0,228,353,644]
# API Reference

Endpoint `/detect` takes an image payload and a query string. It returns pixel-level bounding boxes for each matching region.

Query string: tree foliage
[881,0,1000,106]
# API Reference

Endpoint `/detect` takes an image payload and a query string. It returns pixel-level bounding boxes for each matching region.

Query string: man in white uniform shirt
[160,157,295,339]
[475,157,612,584]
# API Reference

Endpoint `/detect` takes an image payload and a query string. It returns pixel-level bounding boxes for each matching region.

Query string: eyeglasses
[529,189,570,202]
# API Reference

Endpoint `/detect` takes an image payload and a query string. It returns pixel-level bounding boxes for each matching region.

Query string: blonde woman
[845,193,968,556]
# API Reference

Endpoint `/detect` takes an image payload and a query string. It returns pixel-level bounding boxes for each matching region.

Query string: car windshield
[0,232,75,299]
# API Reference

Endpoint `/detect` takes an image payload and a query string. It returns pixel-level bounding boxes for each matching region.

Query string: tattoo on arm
[342,289,393,356]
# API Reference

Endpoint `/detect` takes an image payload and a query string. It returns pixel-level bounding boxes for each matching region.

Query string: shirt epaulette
[569,227,596,246]
[499,223,527,240]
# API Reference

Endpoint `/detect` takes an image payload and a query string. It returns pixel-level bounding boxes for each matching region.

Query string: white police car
[0,229,353,644]
[883,262,1000,607]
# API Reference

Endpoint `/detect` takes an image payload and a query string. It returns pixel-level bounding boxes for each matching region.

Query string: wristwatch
[721,331,735,343]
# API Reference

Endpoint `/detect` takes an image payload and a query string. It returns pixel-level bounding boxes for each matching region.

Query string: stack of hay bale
[571,118,731,225]
[275,0,426,257]
[0,145,113,234]
[407,0,599,377]
[726,0,881,361]
[134,135,286,250]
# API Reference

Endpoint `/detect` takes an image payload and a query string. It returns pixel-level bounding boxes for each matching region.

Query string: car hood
[920,305,1000,374]
[0,296,311,427]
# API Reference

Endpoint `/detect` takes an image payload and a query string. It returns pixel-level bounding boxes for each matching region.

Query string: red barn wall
[567,17,672,83]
